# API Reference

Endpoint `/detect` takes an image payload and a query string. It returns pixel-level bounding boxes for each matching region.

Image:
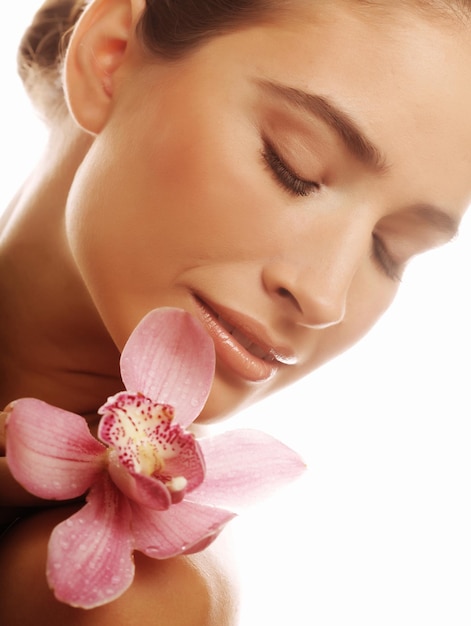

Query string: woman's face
[66,1,471,420]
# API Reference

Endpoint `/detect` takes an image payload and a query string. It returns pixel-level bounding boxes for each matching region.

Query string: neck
[0,121,121,422]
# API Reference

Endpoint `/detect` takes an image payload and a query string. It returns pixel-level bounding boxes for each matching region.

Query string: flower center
[137,439,164,476]
[98,391,205,507]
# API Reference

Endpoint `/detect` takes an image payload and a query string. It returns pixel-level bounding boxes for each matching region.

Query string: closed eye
[371,233,403,282]
[262,140,320,197]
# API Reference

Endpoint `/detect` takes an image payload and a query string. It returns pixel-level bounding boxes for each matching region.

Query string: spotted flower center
[98,391,205,509]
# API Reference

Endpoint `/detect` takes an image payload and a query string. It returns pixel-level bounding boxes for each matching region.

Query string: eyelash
[262,141,401,281]
[262,141,321,197]
[372,234,402,282]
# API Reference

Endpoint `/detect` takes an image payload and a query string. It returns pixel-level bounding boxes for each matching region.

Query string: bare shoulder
[0,506,240,626]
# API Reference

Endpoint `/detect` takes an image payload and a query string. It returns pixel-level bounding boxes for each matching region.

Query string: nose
[263,228,363,329]
[264,261,347,329]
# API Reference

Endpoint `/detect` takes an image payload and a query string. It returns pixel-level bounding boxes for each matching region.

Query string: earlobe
[64,0,141,134]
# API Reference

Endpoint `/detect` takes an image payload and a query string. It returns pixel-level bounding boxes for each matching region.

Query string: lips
[193,295,298,383]
[216,315,274,361]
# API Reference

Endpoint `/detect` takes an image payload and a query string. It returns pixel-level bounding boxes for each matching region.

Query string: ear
[64,0,144,134]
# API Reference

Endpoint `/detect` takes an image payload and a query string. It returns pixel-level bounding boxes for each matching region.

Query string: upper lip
[194,295,298,366]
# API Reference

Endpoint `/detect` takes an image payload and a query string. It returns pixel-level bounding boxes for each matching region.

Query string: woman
[1,0,471,623]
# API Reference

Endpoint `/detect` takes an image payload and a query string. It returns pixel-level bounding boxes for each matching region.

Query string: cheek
[64,112,272,343]
[65,138,159,343]
[131,108,288,270]
[143,117,270,254]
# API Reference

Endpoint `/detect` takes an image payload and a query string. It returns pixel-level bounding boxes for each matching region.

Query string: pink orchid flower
[6,308,305,609]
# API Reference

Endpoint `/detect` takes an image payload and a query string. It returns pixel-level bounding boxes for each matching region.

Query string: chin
[195,371,264,424]
[196,370,282,425]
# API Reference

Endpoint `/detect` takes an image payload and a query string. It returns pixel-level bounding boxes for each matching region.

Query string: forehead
[307,0,470,21]
[129,0,471,216]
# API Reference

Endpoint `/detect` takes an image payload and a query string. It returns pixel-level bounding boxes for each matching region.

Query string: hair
[17,0,284,122]
[17,0,86,121]
[17,0,471,122]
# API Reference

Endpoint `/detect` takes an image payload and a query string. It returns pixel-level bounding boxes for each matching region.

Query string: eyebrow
[408,203,460,241]
[257,78,389,172]
[258,78,461,241]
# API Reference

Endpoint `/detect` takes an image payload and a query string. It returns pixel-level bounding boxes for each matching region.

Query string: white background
[2,4,471,625]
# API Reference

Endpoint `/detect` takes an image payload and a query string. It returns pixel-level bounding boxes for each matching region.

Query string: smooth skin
[1,0,471,623]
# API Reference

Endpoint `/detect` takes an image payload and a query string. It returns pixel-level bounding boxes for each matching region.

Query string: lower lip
[193,298,278,383]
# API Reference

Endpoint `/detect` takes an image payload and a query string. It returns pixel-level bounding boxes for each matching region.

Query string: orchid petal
[47,476,135,609]
[131,499,236,559]
[120,308,215,428]
[180,532,224,555]
[6,398,106,500]
[187,429,306,511]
